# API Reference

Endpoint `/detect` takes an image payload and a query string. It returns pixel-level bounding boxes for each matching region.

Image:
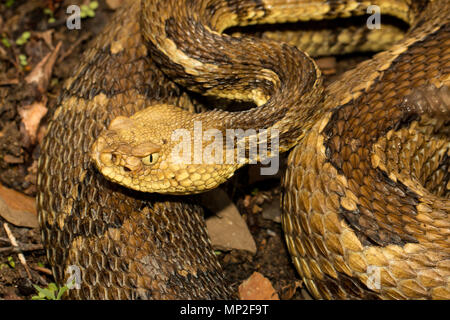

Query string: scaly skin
[92,0,450,299]
[38,0,449,299]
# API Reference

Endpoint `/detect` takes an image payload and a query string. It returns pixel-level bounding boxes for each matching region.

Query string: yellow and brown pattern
[37,0,449,299]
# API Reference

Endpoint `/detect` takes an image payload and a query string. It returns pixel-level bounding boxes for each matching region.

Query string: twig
[0,78,20,86]
[3,222,33,279]
[0,243,43,254]
[0,237,11,243]
[31,265,53,276]
[57,32,91,63]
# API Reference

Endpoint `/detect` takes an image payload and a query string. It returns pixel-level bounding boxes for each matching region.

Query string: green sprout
[32,283,70,300]
[1,36,11,48]
[7,256,15,268]
[80,1,99,18]
[43,8,55,23]
[16,31,30,46]
[19,54,27,66]
[5,0,14,8]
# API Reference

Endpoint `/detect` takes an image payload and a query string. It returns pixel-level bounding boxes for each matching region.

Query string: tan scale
[37,0,449,299]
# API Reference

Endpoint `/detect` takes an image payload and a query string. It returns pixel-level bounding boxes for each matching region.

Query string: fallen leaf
[202,188,256,254]
[239,272,279,300]
[34,30,55,50]
[0,184,38,228]
[25,41,61,93]
[18,100,48,145]
[279,280,303,300]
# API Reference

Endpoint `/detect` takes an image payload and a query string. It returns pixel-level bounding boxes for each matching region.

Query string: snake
[36,0,450,299]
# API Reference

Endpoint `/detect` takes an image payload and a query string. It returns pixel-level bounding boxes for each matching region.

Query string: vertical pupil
[149,154,153,163]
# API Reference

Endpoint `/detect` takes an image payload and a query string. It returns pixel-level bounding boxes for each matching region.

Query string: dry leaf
[239,272,280,300]
[34,30,55,50]
[25,41,61,93]
[18,100,48,145]
[0,184,38,228]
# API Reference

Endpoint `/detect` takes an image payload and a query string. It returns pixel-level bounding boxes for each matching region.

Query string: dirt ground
[0,0,370,300]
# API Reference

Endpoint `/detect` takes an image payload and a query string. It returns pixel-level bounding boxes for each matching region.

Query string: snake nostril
[111,153,119,165]
[123,166,132,173]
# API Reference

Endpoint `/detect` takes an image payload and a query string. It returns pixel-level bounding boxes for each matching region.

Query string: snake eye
[141,153,159,166]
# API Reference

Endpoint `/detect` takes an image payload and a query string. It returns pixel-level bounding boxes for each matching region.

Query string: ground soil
[0,0,370,300]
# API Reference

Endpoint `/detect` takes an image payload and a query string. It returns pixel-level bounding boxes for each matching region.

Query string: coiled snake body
[37,0,449,299]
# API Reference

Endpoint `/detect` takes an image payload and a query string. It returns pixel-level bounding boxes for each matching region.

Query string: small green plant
[0,256,16,269]
[15,31,30,46]
[43,8,55,23]
[5,0,14,8]
[7,256,15,268]
[1,36,11,48]
[32,283,70,300]
[80,1,98,18]
[18,54,27,66]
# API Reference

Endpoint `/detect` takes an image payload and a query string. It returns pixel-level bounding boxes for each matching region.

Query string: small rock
[239,272,280,300]
[261,196,281,223]
[201,189,256,254]
[0,184,38,228]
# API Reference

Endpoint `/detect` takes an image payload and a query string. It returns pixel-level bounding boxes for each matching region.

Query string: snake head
[91,115,163,187]
[91,104,237,194]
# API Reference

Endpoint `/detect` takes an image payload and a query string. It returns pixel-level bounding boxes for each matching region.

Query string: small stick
[0,237,11,243]
[3,223,33,279]
[0,244,43,254]
[31,265,53,276]
[57,32,91,63]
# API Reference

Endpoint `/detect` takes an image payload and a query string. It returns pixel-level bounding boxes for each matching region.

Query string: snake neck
[140,0,427,152]
[92,0,438,195]
[141,0,327,154]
